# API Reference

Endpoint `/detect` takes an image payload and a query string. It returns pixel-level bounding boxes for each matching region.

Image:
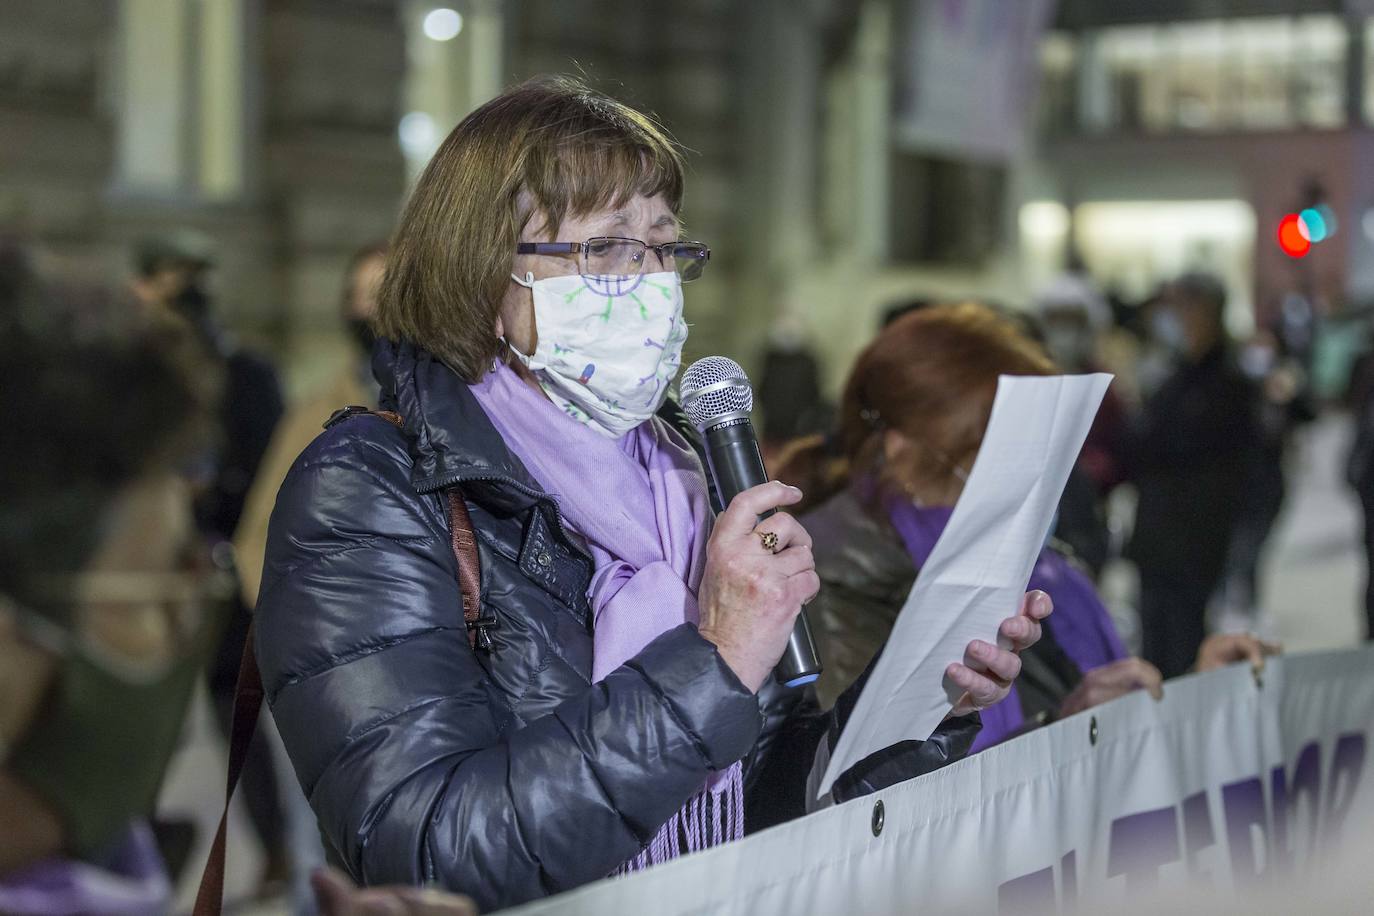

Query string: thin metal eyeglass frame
[514,237,711,281]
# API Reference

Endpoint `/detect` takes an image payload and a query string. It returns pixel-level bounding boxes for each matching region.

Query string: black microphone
[680,356,823,688]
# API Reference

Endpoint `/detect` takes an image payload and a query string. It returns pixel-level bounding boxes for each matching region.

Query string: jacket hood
[373,338,542,497]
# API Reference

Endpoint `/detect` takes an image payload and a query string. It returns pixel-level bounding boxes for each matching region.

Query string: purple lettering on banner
[997,865,1056,916]
[1107,806,1180,893]
[1270,742,1321,873]
[1181,790,1215,884]
[1221,778,1269,884]
[1060,850,1078,909]
[1324,732,1368,846]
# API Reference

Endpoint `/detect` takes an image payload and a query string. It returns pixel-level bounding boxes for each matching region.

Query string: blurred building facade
[5,0,1374,395]
[1029,0,1374,341]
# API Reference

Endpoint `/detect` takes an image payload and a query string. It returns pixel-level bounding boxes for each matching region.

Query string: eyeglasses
[516,237,710,295]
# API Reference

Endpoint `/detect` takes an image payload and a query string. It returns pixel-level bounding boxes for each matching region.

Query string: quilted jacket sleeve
[254,422,762,912]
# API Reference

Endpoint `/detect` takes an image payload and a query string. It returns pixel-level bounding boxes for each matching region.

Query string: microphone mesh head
[680,356,754,429]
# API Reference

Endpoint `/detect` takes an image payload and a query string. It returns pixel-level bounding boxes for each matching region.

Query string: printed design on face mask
[558,399,591,424]
[622,276,675,322]
[636,311,689,405]
[582,272,642,298]
[516,270,688,436]
[557,275,666,323]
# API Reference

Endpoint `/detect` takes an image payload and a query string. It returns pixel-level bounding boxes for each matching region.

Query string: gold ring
[758,530,780,554]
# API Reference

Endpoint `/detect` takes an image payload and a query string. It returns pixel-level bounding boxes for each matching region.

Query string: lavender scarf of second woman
[469,360,743,871]
[886,500,1127,753]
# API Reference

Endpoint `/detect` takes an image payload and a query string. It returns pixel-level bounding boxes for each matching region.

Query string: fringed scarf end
[611,761,744,878]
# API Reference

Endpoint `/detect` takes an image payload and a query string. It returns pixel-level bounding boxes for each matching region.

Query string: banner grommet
[871,800,885,837]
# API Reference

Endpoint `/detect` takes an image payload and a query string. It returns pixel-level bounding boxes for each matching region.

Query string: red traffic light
[1278,213,1311,258]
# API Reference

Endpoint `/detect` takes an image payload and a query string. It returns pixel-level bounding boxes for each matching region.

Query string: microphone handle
[702,417,823,688]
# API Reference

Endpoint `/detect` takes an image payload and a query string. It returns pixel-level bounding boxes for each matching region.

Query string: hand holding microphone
[696,480,819,692]
[682,357,823,692]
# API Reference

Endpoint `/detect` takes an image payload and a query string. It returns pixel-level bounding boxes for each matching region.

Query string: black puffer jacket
[256,339,979,911]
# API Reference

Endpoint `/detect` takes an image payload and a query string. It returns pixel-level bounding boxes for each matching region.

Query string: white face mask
[1043,326,1094,369]
[1151,309,1186,353]
[507,270,688,437]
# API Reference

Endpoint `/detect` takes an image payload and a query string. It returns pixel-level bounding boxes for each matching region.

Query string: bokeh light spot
[423,8,463,41]
[1299,207,1326,243]
[399,111,436,156]
[1278,213,1311,258]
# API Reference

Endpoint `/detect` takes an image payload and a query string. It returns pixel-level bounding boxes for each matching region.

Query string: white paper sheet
[818,373,1112,797]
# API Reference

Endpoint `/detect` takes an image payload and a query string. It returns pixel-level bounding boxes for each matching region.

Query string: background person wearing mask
[779,303,1275,745]
[232,241,388,914]
[0,243,224,913]
[1033,272,1128,498]
[235,240,387,609]
[1216,326,1313,636]
[1127,273,1260,678]
[131,231,292,894]
[130,232,286,547]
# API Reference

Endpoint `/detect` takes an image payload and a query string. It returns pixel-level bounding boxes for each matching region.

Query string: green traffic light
[1299,207,1327,243]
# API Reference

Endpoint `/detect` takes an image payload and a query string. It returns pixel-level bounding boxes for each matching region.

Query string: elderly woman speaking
[256,77,1050,911]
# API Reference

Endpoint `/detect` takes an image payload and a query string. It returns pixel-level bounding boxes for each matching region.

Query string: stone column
[114,0,195,194]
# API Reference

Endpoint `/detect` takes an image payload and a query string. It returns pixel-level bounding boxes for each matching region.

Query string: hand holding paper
[945,590,1054,717]
[819,373,1113,797]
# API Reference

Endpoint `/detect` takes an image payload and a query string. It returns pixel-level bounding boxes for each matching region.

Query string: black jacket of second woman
[255,339,979,911]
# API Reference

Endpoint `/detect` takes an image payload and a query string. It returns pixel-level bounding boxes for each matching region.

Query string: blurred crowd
[0,224,1366,914]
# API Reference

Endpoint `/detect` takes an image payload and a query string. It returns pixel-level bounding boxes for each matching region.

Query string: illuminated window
[113,0,246,200]
[1043,16,1350,136]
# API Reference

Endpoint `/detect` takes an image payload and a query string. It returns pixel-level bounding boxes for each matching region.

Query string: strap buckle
[466,614,499,653]
[323,405,373,429]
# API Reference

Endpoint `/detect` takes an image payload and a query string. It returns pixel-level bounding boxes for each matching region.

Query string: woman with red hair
[787,302,1276,750]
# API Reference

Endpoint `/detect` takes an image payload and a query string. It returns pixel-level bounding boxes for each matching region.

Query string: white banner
[506,647,1374,914]
[893,0,1058,162]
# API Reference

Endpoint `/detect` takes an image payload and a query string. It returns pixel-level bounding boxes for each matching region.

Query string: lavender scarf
[0,822,171,915]
[469,362,744,870]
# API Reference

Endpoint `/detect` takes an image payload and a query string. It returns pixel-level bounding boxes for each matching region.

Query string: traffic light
[1278,205,1336,259]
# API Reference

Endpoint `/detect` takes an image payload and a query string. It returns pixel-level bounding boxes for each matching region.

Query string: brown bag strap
[194,407,483,915]
[192,620,264,916]
[448,489,487,651]
[372,409,486,650]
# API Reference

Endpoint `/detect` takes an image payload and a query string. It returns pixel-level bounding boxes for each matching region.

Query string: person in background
[756,317,833,468]
[0,242,225,913]
[779,303,1275,746]
[1126,273,1260,679]
[1216,327,1314,635]
[880,296,934,328]
[1347,348,1374,640]
[1033,272,1129,497]
[230,240,387,915]
[131,232,286,545]
[235,241,387,609]
[131,231,292,893]
[1023,278,1123,582]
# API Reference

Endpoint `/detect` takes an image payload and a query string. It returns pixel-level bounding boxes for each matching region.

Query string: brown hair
[778,302,1055,507]
[377,76,686,381]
